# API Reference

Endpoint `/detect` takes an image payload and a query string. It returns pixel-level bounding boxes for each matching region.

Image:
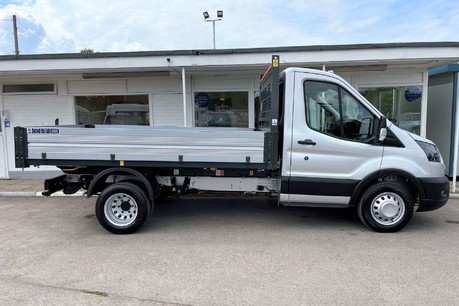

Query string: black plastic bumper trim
[417,176,449,212]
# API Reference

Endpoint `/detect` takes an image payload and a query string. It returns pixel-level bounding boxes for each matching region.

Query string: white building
[1,42,459,179]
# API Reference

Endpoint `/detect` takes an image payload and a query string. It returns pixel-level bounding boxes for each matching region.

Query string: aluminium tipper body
[25,125,265,164]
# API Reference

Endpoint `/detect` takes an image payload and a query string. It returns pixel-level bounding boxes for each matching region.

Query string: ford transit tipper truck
[14,56,449,234]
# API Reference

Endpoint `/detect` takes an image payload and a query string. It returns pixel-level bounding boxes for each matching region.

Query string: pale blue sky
[0,0,458,55]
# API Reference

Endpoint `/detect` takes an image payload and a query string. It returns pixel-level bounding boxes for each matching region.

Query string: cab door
[283,72,383,206]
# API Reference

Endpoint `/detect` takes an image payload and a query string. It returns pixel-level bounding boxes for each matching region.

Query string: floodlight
[202,10,224,49]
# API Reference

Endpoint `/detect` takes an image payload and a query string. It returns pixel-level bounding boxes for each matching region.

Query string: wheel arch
[350,168,425,206]
[87,167,155,201]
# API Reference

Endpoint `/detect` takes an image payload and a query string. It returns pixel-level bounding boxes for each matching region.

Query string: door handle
[298,139,316,145]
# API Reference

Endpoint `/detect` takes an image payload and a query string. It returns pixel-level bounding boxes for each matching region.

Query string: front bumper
[417,176,449,212]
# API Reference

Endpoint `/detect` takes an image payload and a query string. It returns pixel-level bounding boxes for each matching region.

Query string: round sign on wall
[195,92,210,108]
[404,86,422,102]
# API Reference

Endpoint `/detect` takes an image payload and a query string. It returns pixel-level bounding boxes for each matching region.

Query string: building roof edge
[1,42,458,61]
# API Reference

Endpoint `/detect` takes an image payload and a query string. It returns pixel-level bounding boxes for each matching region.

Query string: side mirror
[377,116,387,143]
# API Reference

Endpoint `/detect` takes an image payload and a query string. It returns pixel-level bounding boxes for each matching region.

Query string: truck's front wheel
[358,182,414,232]
[96,182,150,234]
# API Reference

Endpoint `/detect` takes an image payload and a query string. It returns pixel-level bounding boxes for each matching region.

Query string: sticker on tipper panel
[27,128,60,134]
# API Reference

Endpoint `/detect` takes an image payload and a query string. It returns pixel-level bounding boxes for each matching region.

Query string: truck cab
[277,67,449,231]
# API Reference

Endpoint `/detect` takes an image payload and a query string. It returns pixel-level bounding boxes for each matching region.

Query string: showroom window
[359,86,422,135]
[194,91,248,127]
[75,95,149,125]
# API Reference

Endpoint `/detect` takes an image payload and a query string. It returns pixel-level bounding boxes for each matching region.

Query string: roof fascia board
[0,44,459,74]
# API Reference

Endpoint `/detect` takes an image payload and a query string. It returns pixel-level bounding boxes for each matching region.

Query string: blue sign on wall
[195,92,210,108]
[404,86,422,102]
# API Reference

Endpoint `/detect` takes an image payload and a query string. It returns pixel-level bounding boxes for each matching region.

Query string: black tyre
[357,182,414,232]
[95,182,150,234]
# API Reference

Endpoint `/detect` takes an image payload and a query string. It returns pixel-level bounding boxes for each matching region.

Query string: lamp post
[203,10,223,49]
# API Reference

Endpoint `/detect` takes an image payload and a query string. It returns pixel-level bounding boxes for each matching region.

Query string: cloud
[0,0,458,55]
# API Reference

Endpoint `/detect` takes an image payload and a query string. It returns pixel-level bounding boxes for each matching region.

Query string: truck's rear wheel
[96,182,150,234]
[357,182,414,232]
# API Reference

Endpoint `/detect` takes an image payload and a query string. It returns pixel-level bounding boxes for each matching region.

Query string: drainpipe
[1,108,10,179]
[182,68,187,126]
[452,71,459,192]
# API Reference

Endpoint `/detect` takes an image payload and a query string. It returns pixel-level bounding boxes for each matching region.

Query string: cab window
[304,81,374,142]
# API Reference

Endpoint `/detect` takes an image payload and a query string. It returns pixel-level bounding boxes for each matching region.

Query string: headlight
[416,141,442,163]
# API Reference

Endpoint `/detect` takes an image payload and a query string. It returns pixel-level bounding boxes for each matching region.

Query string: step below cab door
[281,72,384,206]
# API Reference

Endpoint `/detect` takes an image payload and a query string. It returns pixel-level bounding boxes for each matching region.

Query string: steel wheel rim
[371,192,405,226]
[104,193,138,227]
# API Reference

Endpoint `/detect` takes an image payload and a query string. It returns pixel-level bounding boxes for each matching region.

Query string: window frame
[304,80,377,144]
[2,83,57,95]
[193,90,249,128]
[358,85,423,135]
[74,94,150,126]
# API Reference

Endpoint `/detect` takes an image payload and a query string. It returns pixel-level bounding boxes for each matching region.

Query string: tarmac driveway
[0,196,458,305]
